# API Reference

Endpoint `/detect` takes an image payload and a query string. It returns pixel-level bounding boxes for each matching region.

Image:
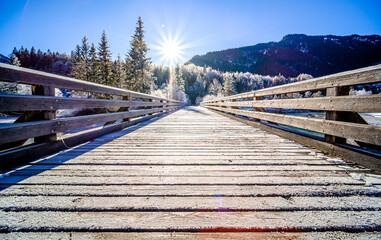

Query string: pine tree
[80,36,91,81]
[98,30,113,87]
[88,43,98,83]
[11,54,21,67]
[125,17,152,92]
[174,64,185,92]
[113,54,126,88]
[30,47,37,68]
[223,74,236,96]
[70,44,85,80]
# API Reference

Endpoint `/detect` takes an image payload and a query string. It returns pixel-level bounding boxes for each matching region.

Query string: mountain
[187,34,381,77]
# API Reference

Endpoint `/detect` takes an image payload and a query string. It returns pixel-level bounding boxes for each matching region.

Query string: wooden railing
[0,63,183,170]
[201,65,381,171]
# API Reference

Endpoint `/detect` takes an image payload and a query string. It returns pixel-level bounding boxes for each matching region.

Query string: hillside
[187,34,381,77]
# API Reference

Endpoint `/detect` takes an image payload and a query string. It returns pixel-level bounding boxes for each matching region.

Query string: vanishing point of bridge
[0,63,380,239]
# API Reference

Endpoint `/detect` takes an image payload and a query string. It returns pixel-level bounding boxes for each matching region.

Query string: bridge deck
[1,106,381,239]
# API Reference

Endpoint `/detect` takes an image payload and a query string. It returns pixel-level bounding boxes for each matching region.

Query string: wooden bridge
[0,63,380,239]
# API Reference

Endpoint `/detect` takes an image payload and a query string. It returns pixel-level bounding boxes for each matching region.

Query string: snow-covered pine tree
[11,54,20,67]
[113,54,126,88]
[70,44,85,80]
[88,43,99,83]
[80,36,91,82]
[125,17,152,92]
[223,74,236,96]
[98,30,113,87]
[174,64,185,92]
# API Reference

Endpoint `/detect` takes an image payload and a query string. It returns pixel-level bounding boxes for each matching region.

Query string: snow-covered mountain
[187,34,381,77]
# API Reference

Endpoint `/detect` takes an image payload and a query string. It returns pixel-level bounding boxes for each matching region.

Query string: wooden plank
[39,153,321,160]
[0,63,179,102]
[29,156,324,165]
[1,184,380,197]
[0,176,369,185]
[0,211,380,232]
[8,170,355,177]
[1,196,380,211]
[207,95,381,112]
[0,94,179,111]
[1,232,380,240]
[0,107,176,145]
[206,106,381,146]
[65,149,312,153]
[12,164,349,171]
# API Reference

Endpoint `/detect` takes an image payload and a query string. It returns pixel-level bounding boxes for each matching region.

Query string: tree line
[71,17,152,94]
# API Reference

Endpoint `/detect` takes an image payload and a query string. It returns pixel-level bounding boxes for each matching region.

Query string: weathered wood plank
[1,232,380,240]
[10,164,351,171]
[0,107,176,145]
[27,158,333,166]
[8,170,356,177]
[0,94,179,111]
[207,95,381,112]
[0,176,370,185]
[207,106,381,146]
[0,196,380,211]
[0,211,380,232]
[1,184,380,197]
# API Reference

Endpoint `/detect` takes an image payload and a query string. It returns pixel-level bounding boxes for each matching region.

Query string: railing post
[122,95,131,122]
[144,99,152,116]
[33,85,57,143]
[324,86,349,144]
[160,100,165,113]
[251,93,262,122]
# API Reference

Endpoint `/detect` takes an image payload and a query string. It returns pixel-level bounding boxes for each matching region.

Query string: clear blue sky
[0,0,380,64]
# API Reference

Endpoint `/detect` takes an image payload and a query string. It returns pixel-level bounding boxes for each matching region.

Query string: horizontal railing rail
[201,64,381,171]
[0,63,183,170]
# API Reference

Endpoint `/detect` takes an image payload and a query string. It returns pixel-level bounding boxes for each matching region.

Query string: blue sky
[0,0,380,64]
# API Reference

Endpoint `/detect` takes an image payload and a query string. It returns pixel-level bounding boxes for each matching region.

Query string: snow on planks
[0,106,380,239]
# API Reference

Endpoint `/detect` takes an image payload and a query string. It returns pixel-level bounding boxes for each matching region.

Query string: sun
[162,40,180,63]
[154,35,185,66]
[160,38,182,66]
[151,25,190,66]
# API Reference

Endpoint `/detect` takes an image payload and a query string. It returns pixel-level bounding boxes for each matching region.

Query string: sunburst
[151,25,188,66]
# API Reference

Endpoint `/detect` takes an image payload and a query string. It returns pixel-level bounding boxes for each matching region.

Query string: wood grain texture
[0,107,175,145]
[0,94,179,111]
[206,95,381,112]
